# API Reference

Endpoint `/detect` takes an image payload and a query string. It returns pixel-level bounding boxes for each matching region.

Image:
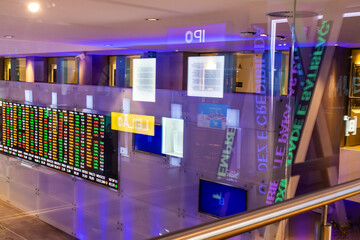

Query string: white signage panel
[187,56,225,98]
[132,58,156,102]
[162,117,184,158]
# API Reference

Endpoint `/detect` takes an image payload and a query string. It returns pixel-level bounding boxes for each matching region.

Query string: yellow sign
[111,112,155,136]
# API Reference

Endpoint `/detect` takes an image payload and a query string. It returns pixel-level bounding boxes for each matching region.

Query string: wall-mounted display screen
[199,179,246,217]
[132,58,156,102]
[0,100,118,189]
[134,125,164,156]
[187,56,225,98]
[197,103,230,130]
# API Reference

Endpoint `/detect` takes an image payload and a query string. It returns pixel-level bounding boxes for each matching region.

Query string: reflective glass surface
[0,0,359,239]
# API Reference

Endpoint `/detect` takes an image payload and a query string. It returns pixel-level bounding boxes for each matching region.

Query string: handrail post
[320,205,331,240]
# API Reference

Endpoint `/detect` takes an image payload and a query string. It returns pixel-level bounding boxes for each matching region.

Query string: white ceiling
[0,0,359,55]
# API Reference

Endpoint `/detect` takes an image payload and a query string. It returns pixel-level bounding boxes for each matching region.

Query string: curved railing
[150,178,360,240]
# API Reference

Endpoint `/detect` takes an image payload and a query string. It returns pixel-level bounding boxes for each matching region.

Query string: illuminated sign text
[274,20,331,203]
[111,112,155,136]
[167,23,226,45]
[185,29,206,43]
[217,127,236,179]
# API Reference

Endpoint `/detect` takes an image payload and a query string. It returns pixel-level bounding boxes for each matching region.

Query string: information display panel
[197,103,230,130]
[162,117,184,158]
[199,179,246,217]
[134,125,164,156]
[187,56,225,98]
[0,100,118,189]
[132,58,156,102]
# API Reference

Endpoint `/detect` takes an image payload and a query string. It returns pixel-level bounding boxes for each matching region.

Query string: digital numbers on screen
[0,101,118,189]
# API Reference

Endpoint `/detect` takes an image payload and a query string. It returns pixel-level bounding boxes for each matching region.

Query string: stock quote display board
[0,100,119,189]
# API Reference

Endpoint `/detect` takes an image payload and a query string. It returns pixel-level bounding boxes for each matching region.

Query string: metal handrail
[150,178,360,240]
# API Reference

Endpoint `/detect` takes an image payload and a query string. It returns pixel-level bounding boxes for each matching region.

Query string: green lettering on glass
[275,20,330,203]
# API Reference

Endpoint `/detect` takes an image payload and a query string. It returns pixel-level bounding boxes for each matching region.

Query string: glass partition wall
[0,0,359,239]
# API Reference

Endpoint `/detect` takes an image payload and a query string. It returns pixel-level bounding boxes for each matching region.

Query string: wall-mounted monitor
[187,56,225,98]
[199,179,247,217]
[134,124,164,156]
[0,100,119,190]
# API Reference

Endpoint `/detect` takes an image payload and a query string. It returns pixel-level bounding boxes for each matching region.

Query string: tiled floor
[0,199,76,240]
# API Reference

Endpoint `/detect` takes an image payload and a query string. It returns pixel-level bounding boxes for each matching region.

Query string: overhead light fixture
[3,35,14,39]
[343,12,360,18]
[105,44,112,47]
[260,33,268,37]
[267,11,319,18]
[146,18,159,21]
[317,12,360,19]
[28,2,40,13]
[240,31,256,37]
[267,10,360,20]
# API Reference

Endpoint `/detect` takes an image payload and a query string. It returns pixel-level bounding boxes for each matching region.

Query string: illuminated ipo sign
[111,112,155,136]
[185,29,206,43]
[167,23,226,46]
[344,115,357,136]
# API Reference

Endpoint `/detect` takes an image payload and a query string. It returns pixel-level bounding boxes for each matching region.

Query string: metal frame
[150,178,360,240]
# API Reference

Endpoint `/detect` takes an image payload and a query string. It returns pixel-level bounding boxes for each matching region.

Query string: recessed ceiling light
[267,11,319,18]
[28,2,40,13]
[3,35,14,39]
[260,33,268,37]
[146,18,159,21]
[240,31,256,37]
[105,44,112,47]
